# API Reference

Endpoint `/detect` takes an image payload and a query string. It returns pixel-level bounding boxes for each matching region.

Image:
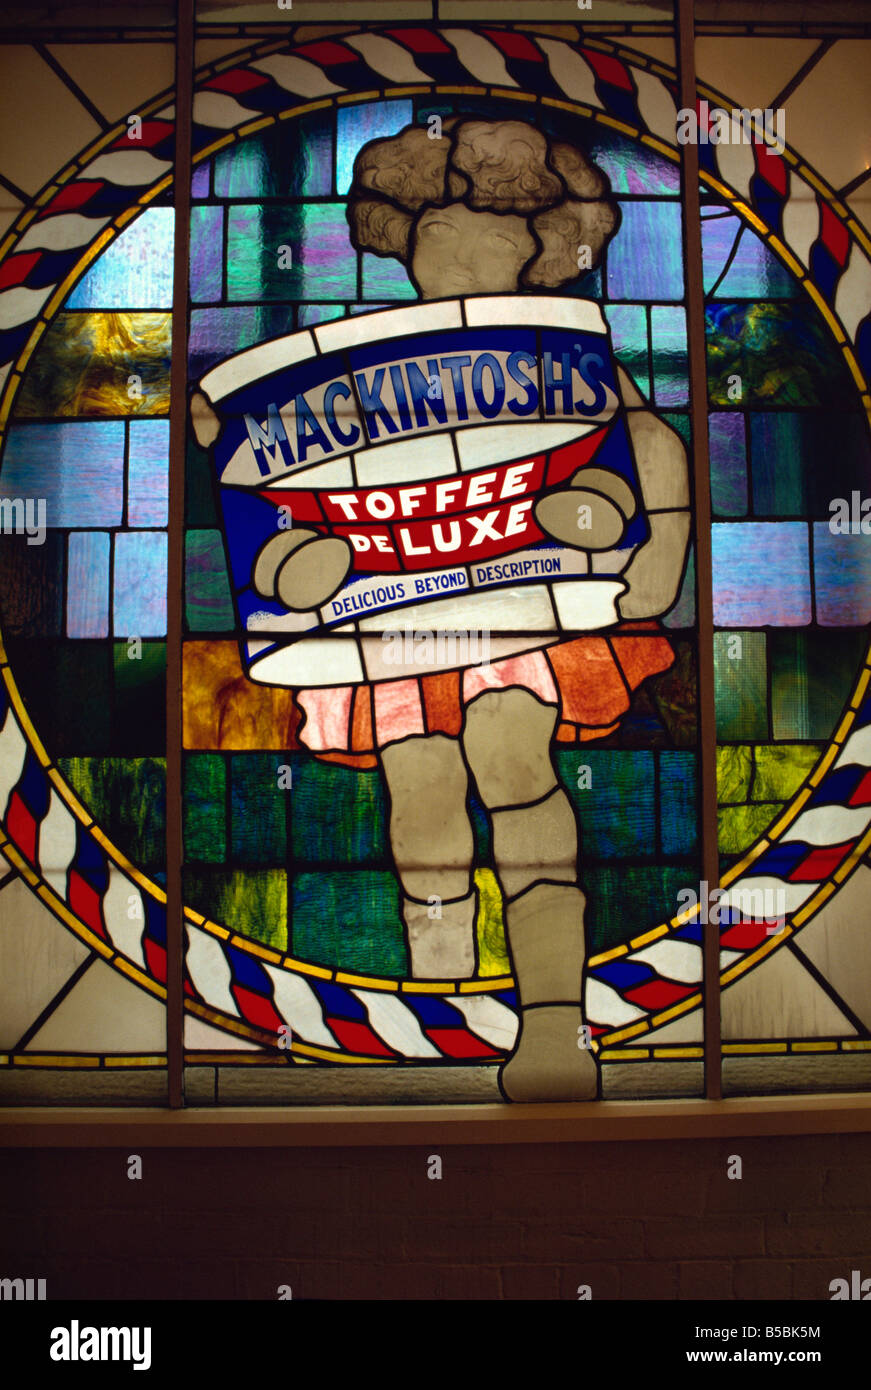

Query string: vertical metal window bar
[166,0,195,1109]
[677,0,722,1101]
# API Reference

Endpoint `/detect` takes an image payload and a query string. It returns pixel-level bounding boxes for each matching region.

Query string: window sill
[2,1093,871,1147]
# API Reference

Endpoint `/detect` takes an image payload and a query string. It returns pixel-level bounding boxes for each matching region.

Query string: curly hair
[347,118,618,287]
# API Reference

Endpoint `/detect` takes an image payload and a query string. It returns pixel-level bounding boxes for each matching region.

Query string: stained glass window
[0,2,869,1107]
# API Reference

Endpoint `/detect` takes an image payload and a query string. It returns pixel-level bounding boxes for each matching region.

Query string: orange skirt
[295,624,674,768]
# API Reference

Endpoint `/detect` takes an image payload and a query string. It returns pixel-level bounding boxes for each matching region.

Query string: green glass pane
[558,267,602,301]
[801,413,870,509]
[605,304,649,398]
[289,757,386,866]
[718,803,782,855]
[183,754,226,863]
[185,530,234,632]
[185,435,219,527]
[0,532,64,638]
[748,412,870,520]
[706,302,855,409]
[752,743,823,802]
[475,867,507,976]
[58,756,166,870]
[558,750,655,858]
[663,544,695,628]
[771,630,866,739]
[662,411,691,444]
[184,868,286,950]
[716,744,753,805]
[291,871,405,976]
[213,113,333,198]
[584,864,696,955]
[750,413,808,516]
[651,305,688,407]
[227,204,357,301]
[647,639,697,747]
[230,753,287,864]
[113,640,166,756]
[660,751,698,856]
[5,640,112,756]
[714,631,768,740]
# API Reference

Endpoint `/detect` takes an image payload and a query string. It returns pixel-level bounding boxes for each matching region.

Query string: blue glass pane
[191,160,210,199]
[129,420,169,527]
[67,532,110,638]
[701,209,741,293]
[190,205,223,303]
[1,422,124,526]
[188,306,294,377]
[66,209,174,309]
[606,202,683,300]
[709,412,747,517]
[715,229,798,299]
[813,524,871,626]
[336,100,414,195]
[587,130,680,195]
[297,305,345,326]
[361,251,415,301]
[113,532,167,637]
[712,522,811,626]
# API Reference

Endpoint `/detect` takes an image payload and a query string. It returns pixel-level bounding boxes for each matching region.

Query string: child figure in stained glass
[202,119,690,1101]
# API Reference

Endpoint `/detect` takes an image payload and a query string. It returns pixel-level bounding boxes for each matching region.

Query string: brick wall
[2,1133,870,1300]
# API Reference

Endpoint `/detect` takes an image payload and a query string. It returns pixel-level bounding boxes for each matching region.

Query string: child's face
[411,203,535,298]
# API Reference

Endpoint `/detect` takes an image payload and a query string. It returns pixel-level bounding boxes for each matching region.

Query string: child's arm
[532,365,691,620]
[613,364,691,620]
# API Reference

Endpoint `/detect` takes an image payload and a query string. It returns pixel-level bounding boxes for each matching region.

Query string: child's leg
[380,734,477,979]
[462,687,598,1101]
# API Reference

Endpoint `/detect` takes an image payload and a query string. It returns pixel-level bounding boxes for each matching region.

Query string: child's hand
[252,529,353,612]
[533,466,636,551]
